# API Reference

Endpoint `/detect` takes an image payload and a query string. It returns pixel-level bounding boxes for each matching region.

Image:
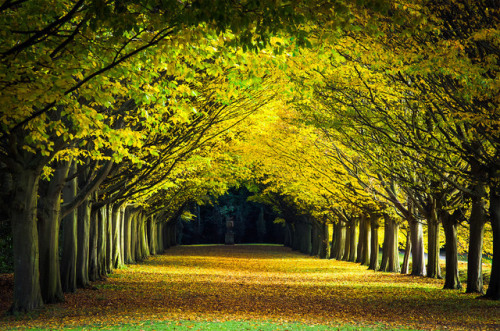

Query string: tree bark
[401,228,411,274]
[10,167,44,313]
[426,200,442,279]
[380,215,400,273]
[112,204,123,269]
[60,161,78,293]
[76,197,91,288]
[485,183,500,300]
[442,211,462,290]
[343,220,351,261]
[37,161,70,303]
[348,217,358,262]
[368,214,380,271]
[97,206,108,278]
[360,215,371,266]
[88,207,99,282]
[319,222,330,259]
[410,219,426,276]
[467,189,486,294]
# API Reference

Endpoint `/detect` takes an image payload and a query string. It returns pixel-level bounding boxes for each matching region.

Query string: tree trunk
[356,215,365,263]
[348,217,358,262]
[156,222,164,254]
[60,161,77,293]
[401,228,411,274]
[97,206,108,278]
[410,219,426,276]
[485,183,500,300]
[112,204,123,269]
[88,207,99,282]
[37,161,70,303]
[10,167,44,313]
[318,222,329,259]
[76,197,91,288]
[426,203,442,279]
[105,204,113,274]
[467,189,486,294]
[148,215,157,256]
[343,220,351,261]
[380,215,400,273]
[442,211,461,290]
[360,215,371,266]
[368,215,380,271]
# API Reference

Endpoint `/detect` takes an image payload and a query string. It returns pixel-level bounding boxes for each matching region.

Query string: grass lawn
[0,245,498,330]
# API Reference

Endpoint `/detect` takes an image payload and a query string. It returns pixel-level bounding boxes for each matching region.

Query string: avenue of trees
[0,0,498,314]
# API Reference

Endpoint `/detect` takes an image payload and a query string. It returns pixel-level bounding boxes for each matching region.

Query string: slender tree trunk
[426,205,442,279]
[343,220,351,261]
[401,228,411,274]
[148,216,157,256]
[10,167,44,313]
[467,190,486,294]
[319,222,329,259]
[442,211,461,290]
[76,198,91,288]
[38,161,70,303]
[105,204,113,274]
[356,215,365,263]
[112,204,123,269]
[369,215,380,271]
[485,183,500,300]
[97,206,108,278]
[410,219,426,276]
[292,223,300,251]
[348,218,358,262]
[119,206,125,266]
[360,215,371,266]
[157,221,164,254]
[60,161,77,293]
[88,207,99,282]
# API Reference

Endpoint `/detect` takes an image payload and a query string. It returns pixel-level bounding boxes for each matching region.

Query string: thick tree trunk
[410,219,426,276]
[299,219,312,255]
[401,228,411,274]
[335,221,347,260]
[60,161,77,293]
[442,211,461,290]
[368,215,380,271]
[318,222,329,259]
[10,167,44,313]
[426,204,442,279]
[37,161,69,303]
[380,215,400,273]
[348,218,358,262]
[485,184,500,300]
[467,190,486,294]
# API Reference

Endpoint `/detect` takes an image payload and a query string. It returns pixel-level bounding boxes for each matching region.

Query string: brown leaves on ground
[1,245,499,330]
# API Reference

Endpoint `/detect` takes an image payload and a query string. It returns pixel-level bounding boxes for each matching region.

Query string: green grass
[31,320,417,331]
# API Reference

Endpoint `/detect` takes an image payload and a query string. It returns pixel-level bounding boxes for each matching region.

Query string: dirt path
[1,245,499,329]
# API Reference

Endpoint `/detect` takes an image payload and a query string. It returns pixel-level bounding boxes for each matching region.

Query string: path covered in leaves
[1,245,499,329]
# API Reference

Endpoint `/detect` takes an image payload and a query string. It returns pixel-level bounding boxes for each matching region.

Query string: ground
[0,245,499,330]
